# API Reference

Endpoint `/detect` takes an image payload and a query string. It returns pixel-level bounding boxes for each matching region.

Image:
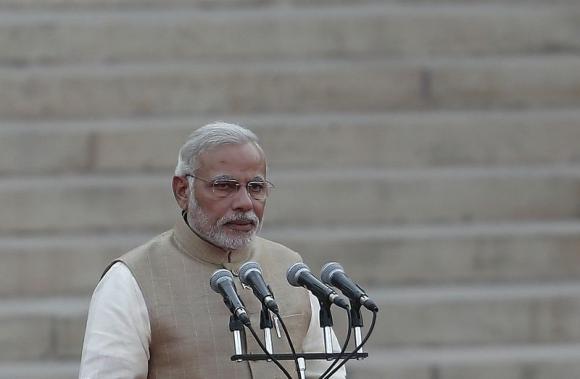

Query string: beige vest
[109,215,312,379]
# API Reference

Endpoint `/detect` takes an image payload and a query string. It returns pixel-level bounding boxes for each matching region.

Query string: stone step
[3,283,580,361]
[0,233,144,297]
[0,56,579,119]
[349,344,580,379]
[1,167,579,233]
[2,110,580,175]
[2,345,580,379]
[0,0,577,11]
[274,222,580,288]
[365,282,580,349]
[0,0,346,10]
[0,297,88,361]
[1,5,579,66]
[0,362,78,379]
[2,344,580,379]
[2,222,580,297]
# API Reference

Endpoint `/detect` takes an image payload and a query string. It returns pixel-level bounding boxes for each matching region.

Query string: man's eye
[213,181,238,192]
[248,182,265,193]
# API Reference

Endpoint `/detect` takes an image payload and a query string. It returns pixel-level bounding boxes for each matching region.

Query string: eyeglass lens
[212,179,270,200]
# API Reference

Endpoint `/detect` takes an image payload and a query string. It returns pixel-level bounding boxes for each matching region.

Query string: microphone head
[287,262,310,287]
[238,261,262,285]
[334,296,350,310]
[363,297,380,313]
[320,262,345,285]
[210,269,233,293]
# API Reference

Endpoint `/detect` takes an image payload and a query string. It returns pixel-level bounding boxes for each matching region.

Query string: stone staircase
[0,1,579,378]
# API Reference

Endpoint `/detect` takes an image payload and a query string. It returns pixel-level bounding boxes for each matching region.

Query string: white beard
[187,194,260,251]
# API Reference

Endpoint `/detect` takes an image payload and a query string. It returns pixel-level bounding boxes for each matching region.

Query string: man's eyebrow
[211,174,237,181]
[211,174,266,182]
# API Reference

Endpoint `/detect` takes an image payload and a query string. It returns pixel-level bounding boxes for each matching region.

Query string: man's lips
[224,220,256,232]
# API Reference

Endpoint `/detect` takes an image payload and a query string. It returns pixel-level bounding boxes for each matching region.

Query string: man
[79,122,347,378]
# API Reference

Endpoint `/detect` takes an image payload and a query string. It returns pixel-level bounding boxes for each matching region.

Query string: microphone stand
[260,303,274,360]
[318,300,335,360]
[297,356,306,379]
[227,290,369,377]
[229,315,247,362]
[349,300,364,358]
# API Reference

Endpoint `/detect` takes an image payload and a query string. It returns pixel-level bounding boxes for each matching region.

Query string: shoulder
[96,262,145,308]
[98,230,174,287]
[112,229,173,266]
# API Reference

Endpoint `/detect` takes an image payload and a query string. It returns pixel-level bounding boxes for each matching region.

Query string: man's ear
[172,176,190,210]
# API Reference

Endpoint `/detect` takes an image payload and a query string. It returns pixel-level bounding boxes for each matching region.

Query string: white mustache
[217,212,259,227]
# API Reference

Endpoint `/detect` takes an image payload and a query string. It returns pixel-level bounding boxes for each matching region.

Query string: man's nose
[231,186,254,211]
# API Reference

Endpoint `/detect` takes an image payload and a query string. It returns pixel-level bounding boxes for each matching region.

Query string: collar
[172,213,254,271]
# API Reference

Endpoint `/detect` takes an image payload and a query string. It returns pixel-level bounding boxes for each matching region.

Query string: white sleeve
[79,262,151,379]
[301,293,347,379]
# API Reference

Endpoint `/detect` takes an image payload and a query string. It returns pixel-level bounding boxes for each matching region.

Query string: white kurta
[79,262,347,379]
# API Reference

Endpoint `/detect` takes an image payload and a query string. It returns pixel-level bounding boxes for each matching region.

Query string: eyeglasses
[186,174,274,201]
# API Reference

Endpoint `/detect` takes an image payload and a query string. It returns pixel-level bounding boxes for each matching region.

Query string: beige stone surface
[3,110,580,174]
[349,345,580,379]
[54,314,87,359]
[0,362,78,379]
[0,235,142,297]
[0,316,52,360]
[1,225,579,296]
[0,6,579,65]
[275,225,580,287]
[0,175,175,233]
[1,0,580,376]
[349,364,431,379]
[0,0,578,9]
[93,111,580,172]
[5,286,580,363]
[268,169,580,226]
[430,56,580,109]
[1,56,579,120]
[0,170,579,232]
[0,127,92,174]
[0,299,87,361]
[0,61,422,119]
[369,284,580,348]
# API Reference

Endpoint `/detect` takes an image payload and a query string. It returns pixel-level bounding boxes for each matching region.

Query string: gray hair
[174,122,263,176]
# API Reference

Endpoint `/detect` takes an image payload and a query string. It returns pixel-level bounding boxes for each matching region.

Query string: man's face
[187,142,267,251]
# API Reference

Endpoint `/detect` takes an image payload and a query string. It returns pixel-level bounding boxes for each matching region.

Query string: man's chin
[210,228,256,251]
[222,236,254,251]
[226,230,256,243]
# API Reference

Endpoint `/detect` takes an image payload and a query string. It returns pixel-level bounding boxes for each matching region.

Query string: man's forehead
[196,143,267,176]
[199,142,264,160]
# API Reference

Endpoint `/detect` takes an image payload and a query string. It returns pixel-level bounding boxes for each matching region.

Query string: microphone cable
[321,309,378,379]
[318,306,352,379]
[246,323,293,379]
[274,311,302,379]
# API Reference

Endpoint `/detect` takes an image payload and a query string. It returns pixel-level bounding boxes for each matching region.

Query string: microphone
[286,262,349,309]
[210,269,251,325]
[321,262,379,312]
[239,261,279,313]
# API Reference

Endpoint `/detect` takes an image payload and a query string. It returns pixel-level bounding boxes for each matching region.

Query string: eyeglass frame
[185,174,275,201]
